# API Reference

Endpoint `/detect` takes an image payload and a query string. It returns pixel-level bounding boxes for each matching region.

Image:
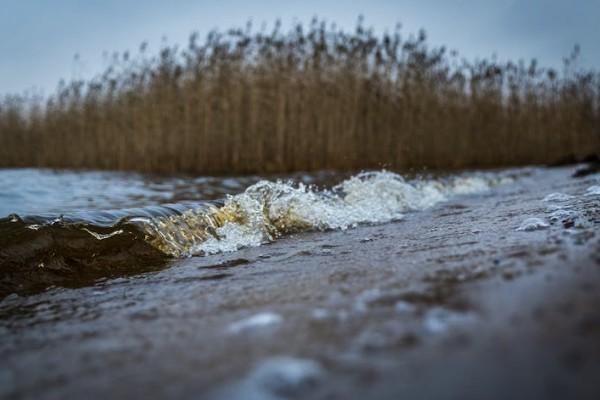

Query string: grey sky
[1,0,598,95]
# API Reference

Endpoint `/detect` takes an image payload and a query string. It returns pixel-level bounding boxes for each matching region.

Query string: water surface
[0,167,517,297]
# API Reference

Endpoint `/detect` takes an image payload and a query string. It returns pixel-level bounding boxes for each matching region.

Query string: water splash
[145,172,500,256]
[0,170,508,297]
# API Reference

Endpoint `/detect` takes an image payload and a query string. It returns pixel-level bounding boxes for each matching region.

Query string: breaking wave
[0,171,508,296]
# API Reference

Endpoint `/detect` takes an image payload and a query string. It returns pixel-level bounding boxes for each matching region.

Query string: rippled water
[0,168,352,216]
[0,168,518,297]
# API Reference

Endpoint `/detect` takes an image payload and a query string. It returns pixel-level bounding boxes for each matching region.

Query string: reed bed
[0,19,598,173]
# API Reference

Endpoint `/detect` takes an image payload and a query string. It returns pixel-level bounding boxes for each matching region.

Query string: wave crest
[0,171,506,297]
[150,171,498,256]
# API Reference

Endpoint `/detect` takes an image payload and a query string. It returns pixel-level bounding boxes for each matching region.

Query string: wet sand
[1,166,599,399]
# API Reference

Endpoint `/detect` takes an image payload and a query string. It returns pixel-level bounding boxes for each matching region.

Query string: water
[0,168,350,216]
[0,167,517,297]
[2,165,599,399]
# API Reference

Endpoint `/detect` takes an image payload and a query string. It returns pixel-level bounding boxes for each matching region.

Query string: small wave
[0,171,506,297]
[142,171,501,256]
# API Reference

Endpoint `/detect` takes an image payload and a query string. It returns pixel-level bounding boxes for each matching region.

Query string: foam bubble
[585,185,600,196]
[240,357,324,400]
[423,307,477,333]
[516,217,550,231]
[227,312,283,334]
[548,209,578,224]
[543,192,574,202]
[450,176,491,194]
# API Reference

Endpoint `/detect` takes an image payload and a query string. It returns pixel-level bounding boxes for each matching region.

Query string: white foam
[423,307,477,333]
[545,204,564,213]
[197,222,263,255]
[183,171,502,256]
[548,209,578,223]
[227,312,283,334]
[450,176,491,194]
[516,217,549,231]
[82,228,124,240]
[543,192,574,202]
[252,357,323,392]
[224,357,324,400]
[585,185,600,196]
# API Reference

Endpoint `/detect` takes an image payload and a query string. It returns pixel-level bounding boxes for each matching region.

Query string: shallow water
[1,165,599,399]
[1,167,520,297]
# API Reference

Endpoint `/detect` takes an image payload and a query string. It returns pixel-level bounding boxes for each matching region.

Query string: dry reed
[0,19,598,174]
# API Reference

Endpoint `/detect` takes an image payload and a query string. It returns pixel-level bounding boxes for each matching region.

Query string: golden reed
[0,19,598,173]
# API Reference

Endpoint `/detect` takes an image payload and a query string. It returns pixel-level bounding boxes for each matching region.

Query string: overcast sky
[1,0,599,95]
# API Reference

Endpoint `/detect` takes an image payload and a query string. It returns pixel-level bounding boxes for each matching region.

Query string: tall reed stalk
[1,19,598,173]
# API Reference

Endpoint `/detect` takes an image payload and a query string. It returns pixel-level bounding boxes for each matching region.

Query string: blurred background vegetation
[0,19,598,173]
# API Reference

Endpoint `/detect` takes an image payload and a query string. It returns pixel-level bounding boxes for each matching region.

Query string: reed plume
[0,19,598,173]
